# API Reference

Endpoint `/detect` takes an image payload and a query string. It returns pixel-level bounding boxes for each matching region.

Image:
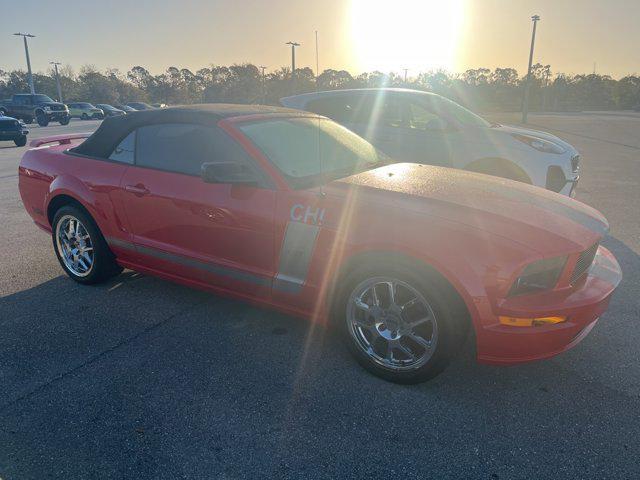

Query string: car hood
[40,102,66,108]
[493,124,576,153]
[331,163,606,254]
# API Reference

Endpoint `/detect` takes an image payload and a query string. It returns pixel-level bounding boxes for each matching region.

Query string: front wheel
[14,136,27,147]
[52,205,123,284]
[337,262,466,384]
[81,113,89,120]
[59,116,70,126]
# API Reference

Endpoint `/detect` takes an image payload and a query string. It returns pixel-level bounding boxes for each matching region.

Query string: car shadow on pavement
[1,238,639,478]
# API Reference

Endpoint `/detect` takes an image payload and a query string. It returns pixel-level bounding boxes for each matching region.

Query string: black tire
[0,108,7,116]
[36,113,49,127]
[334,258,468,384]
[14,136,27,147]
[51,205,123,285]
[81,113,89,120]
[59,116,70,126]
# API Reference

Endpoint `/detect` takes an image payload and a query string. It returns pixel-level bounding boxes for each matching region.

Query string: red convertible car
[18,105,621,383]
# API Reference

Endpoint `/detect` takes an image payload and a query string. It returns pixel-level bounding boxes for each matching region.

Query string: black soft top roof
[72,103,305,159]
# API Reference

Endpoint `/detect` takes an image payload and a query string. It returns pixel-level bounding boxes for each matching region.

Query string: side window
[349,95,404,128]
[372,96,404,128]
[135,123,259,178]
[307,97,354,124]
[108,131,136,164]
[408,102,448,131]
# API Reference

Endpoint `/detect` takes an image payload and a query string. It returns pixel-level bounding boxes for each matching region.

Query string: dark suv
[0,94,70,126]
[0,112,29,146]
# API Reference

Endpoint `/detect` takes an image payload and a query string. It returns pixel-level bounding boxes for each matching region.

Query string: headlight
[509,256,567,296]
[512,134,565,154]
[43,106,51,112]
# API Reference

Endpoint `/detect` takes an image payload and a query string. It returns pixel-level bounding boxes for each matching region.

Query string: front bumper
[0,128,28,140]
[44,111,69,120]
[476,246,621,365]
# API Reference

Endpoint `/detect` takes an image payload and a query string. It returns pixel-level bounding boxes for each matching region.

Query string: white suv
[281,88,580,196]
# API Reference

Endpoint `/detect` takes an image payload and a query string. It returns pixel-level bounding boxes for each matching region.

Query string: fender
[464,157,532,184]
[45,175,105,230]
[329,242,486,332]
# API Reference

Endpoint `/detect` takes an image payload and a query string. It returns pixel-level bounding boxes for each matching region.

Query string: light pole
[14,33,36,94]
[50,61,63,102]
[403,68,409,83]
[259,65,267,104]
[521,15,540,124]
[286,41,300,92]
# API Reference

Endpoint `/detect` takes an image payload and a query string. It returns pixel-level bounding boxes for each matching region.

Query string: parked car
[0,111,29,146]
[67,103,104,120]
[18,105,621,384]
[95,104,126,117]
[0,93,70,126]
[126,102,154,110]
[281,89,581,196]
[114,104,137,113]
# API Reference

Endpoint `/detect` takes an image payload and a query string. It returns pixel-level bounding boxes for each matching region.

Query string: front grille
[571,154,580,173]
[51,105,64,111]
[571,242,599,284]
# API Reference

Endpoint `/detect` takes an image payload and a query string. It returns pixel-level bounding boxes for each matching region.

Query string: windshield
[32,94,54,103]
[434,96,491,128]
[239,117,388,189]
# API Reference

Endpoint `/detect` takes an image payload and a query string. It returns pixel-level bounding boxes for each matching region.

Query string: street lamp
[50,61,63,103]
[259,65,267,104]
[522,15,540,124]
[286,41,300,92]
[14,33,36,94]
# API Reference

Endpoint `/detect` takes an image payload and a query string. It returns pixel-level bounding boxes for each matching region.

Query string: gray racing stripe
[588,249,622,287]
[485,182,609,235]
[105,237,271,287]
[273,221,320,294]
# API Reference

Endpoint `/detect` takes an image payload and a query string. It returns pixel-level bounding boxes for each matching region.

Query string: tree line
[2,63,639,112]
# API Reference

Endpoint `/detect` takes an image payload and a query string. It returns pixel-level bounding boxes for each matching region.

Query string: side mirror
[201,162,259,185]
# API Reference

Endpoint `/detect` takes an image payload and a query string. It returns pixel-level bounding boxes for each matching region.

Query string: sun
[350,0,466,74]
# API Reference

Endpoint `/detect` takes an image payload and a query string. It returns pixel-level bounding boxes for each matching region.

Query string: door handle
[124,184,150,196]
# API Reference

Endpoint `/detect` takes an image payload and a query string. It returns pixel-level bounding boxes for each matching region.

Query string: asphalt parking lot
[1,114,639,479]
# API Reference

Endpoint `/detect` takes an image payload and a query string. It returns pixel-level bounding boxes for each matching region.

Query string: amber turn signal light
[499,316,566,327]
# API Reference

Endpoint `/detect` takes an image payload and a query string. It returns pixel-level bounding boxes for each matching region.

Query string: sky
[1,0,639,79]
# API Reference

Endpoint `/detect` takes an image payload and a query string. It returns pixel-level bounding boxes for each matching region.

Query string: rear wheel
[81,112,89,120]
[52,205,122,284]
[36,113,49,127]
[14,136,27,147]
[336,261,466,383]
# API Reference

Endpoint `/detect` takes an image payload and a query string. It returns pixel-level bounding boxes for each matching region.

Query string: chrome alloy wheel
[346,277,438,371]
[55,215,94,277]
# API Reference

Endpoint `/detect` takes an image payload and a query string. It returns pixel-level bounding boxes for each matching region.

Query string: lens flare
[350,0,466,73]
